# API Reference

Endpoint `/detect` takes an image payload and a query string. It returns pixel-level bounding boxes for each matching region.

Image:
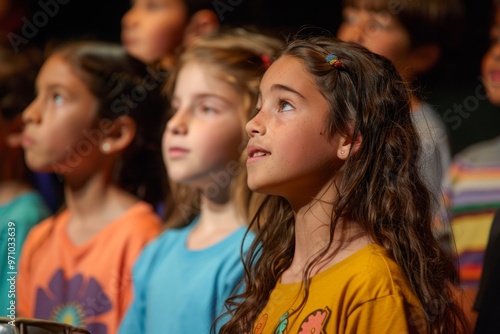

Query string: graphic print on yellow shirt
[256,307,332,334]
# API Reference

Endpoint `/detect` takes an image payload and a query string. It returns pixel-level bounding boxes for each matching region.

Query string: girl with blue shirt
[118,28,283,334]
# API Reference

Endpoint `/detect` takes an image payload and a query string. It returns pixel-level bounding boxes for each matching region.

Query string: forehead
[38,55,80,85]
[175,61,240,98]
[344,0,390,11]
[260,56,317,93]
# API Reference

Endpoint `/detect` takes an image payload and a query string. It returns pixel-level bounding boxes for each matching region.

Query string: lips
[247,144,271,163]
[167,147,189,158]
[21,134,35,148]
[486,70,500,86]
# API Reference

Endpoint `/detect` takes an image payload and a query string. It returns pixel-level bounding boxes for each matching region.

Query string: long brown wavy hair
[162,28,283,229]
[52,40,168,207]
[219,35,469,333]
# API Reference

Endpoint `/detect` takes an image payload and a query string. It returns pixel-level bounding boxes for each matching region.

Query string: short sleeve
[346,295,427,334]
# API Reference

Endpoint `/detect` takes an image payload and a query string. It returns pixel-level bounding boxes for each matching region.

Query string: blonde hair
[163,27,283,229]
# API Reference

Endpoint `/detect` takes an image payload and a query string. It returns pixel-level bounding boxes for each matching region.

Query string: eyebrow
[172,93,235,108]
[270,84,306,100]
[34,82,66,94]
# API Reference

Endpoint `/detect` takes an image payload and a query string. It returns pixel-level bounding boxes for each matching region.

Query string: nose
[246,111,266,138]
[166,108,188,135]
[22,98,41,125]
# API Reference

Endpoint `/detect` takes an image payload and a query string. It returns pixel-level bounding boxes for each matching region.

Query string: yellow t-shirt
[254,244,427,334]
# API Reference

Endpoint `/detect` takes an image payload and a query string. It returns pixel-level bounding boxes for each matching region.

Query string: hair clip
[261,54,272,68]
[326,54,342,68]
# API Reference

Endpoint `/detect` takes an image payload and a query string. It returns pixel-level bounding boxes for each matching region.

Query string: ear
[183,9,220,48]
[408,43,441,76]
[336,133,362,161]
[100,116,136,154]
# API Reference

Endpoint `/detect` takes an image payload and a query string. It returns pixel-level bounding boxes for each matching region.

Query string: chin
[247,180,275,195]
[487,94,500,106]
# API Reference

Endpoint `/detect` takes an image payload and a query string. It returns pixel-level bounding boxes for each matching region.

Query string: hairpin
[261,54,272,68]
[326,54,342,68]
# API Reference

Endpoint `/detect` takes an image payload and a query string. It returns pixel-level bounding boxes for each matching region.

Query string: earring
[340,150,345,155]
[102,142,111,152]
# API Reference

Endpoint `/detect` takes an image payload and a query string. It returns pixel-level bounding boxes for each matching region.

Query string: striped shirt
[444,135,500,287]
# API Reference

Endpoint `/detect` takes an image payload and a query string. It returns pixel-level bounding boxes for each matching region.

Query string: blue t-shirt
[0,191,51,317]
[118,217,255,334]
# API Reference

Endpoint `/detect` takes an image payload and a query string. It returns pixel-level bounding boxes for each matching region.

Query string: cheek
[481,52,492,78]
[279,125,333,164]
[148,20,186,54]
[25,128,79,172]
[367,40,396,61]
[198,123,244,164]
[50,116,96,152]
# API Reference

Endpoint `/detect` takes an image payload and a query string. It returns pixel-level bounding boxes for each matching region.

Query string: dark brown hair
[53,40,168,206]
[220,35,469,334]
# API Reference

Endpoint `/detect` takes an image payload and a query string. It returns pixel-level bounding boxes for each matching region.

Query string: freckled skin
[246,56,343,203]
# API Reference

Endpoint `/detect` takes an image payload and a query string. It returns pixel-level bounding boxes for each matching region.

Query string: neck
[63,169,136,228]
[198,191,244,231]
[282,181,371,282]
[186,187,245,250]
[292,196,337,270]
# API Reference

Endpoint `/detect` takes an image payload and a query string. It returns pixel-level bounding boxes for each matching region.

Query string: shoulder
[212,227,256,267]
[452,136,500,166]
[131,224,195,284]
[412,103,449,142]
[19,211,67,255]
[133,223,191,264]
[113,201,162,237]
[412,103,446,130]
[330,244,420,306]
[229,226,256,250]
[1,191,51,230]
[122,201,162,224]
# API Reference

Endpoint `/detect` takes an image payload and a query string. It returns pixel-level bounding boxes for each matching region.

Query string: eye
[278,100,294,112]
[365,19,386,33]
[201,105,215,113]
[342,13,356,25]
[53,94,64,106]
[341,8,358,25]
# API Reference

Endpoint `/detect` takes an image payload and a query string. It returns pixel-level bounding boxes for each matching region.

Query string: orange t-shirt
[16,201,161,334]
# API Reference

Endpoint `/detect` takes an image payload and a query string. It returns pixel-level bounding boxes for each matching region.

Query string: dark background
[15,0,500,156]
